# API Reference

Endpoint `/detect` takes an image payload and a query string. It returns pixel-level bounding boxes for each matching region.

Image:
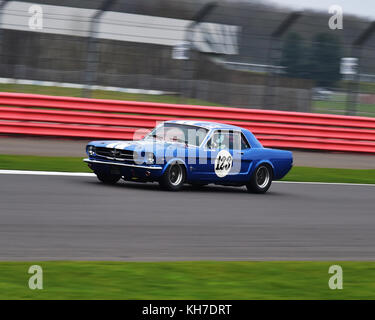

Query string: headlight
[88,145,96,156]
[145,152,155,164]
[133,151,142,164]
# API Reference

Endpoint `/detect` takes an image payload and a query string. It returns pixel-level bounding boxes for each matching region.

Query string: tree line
[281,33,342,87]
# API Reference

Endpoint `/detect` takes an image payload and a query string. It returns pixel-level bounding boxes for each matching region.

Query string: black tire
[96,172,121,185]
[159,163,186,191]
[246,164,273,194]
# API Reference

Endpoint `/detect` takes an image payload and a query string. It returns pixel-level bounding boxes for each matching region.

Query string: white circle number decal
[214,150,233,178]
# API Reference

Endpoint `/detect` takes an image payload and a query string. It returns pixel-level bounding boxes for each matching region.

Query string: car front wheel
[96,172,121,185]
[159,163,186,191]
[246,164,272,194]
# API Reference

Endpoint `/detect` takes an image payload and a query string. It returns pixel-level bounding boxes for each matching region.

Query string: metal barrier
[0,92,374,153]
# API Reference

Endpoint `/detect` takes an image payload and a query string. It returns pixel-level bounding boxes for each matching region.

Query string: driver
[212,133,227,150]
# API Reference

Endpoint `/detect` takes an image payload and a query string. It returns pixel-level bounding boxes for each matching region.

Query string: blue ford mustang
[84,121,293,193]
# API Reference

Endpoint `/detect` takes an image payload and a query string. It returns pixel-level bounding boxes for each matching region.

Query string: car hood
[88,140,186,152]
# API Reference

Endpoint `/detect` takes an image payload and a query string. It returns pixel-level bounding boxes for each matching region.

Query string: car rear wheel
[246,164,272,194]
[96,172,121,185]
[159,163,186,191]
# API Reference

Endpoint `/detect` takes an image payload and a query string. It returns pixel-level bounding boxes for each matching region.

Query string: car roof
[165,120,243,131]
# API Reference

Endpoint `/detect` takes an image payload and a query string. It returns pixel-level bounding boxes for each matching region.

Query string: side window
[241,133,251,150]
[207,131,250,150]
[206,136,213,149]
[196,128,207,146]
[207,131,230,150]
[228,132,251,150]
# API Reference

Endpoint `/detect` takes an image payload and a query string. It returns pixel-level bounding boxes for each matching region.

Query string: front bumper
[83,158,163,180]
[83,158,163,170]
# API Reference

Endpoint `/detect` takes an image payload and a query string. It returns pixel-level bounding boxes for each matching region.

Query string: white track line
[0,170,374,187]
[0,170,95,177]
[275,181,375,187]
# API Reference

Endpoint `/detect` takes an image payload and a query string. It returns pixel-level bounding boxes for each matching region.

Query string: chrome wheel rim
[256,166,270,189]
[169,165,183,186]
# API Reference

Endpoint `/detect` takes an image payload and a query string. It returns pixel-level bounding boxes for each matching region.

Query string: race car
[84,120,293,193]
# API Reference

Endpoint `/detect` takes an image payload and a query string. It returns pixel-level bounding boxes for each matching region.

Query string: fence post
[82,0,117,98]
[346,21,375,116]
[262,11,301,110]
[0,0,11,76]
[180,2,218,103]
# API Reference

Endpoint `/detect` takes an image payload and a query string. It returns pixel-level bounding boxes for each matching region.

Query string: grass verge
[0,83,222,106]
[313,100,375,118]
[282,166,375,184]
[0,154,374,184]
[0,154,90,173]
[1,261,374,300]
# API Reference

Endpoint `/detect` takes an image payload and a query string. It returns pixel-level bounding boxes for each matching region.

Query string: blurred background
[0,0,375,116]
[0,2,375,295]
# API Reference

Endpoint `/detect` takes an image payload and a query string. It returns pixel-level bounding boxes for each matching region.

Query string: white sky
[267,0,375,19]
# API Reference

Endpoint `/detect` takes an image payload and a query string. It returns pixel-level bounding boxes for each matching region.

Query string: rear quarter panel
[252,148,293,180]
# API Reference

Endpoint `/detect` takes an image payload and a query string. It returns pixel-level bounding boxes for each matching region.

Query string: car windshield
[145,123,209,147]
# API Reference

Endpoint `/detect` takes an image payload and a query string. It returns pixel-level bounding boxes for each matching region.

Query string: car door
[195,130,245,183]
[236,131,253,178]
[216,131,253,182]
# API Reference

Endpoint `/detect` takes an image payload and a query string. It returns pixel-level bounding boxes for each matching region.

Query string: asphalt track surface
[0,173,374,261]
[1,136,375,169]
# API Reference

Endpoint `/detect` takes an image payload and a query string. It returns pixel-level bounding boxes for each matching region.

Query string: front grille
[95,147,135,163]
